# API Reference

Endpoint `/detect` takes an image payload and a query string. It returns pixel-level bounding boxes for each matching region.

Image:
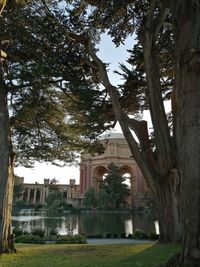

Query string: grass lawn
[0,242,180,267]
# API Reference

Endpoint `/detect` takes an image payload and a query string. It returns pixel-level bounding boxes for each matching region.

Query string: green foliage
[0,1,111,170]
[56,234,87,244]
[31,229,45,238]
[83,187,98,208]
[83,164,130,209]
[149,232,159,240]
[97,189,112,209]
[133,229,149,240]
[15,234,45,244]
[13,183,24,202]
[13,228,23,237]
[13,200,27,207]
[48,178,59,192]
[45,191,63,207]
[98,163,130,209]
[34,203,43,211]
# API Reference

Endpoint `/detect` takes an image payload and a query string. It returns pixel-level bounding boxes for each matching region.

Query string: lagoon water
[12,209,156,236]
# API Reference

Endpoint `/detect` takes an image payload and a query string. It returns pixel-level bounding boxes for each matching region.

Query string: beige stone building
[79,132,148,208]
[15,177,80,206]
[15,132,148,208]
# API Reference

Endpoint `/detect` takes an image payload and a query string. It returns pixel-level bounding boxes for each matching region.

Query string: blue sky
[14,34,135,184]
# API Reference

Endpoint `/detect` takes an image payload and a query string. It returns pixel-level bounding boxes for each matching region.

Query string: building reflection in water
[125,219,133,236]
[12,210,155,236]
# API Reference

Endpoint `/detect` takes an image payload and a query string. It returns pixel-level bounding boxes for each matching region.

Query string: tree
[83,187,98,208]
[99,163,130,209]
[0,0,111,253]
[13,181,24,203]
[45,191,63,208]
[39,1,200,266]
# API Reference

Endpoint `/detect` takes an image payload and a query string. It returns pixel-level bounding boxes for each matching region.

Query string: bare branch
[0,0,7,16]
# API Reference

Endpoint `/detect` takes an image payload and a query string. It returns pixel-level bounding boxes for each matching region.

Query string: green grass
[0,242,180,267]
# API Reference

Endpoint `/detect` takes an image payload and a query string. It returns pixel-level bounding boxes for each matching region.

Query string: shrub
[13,227,23,237]
[149,232,159,240]
[133,229,149,239]
[49,229,58,235]
[112,233,119,238]
[64,203,73,209]
[120,233,126,238]
[106,233,112,238]
[95,234,103,238]
[31,229,45,237]
[15,234,45,244]
[34,204,43,211]
[56,234,87,244]
[13,200,27,207]
[127,234,133,239]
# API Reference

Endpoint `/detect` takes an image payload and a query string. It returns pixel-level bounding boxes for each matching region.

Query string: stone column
[33,188,37,204]
[27,189,31,204]
[80,168,84,194]
[42,188,46,204]
[84,166,87,192]
[86,161,91,189]
[39,189,43,204]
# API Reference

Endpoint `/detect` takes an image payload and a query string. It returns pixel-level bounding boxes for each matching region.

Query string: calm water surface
[12,209,156,236]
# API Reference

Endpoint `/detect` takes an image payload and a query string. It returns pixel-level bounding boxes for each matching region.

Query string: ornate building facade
[79,133,148,208]
[15,177,80,206]
[15,133,148,208]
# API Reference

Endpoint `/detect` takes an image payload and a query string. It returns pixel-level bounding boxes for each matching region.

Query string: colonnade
[23,187,49,205]
[14,179,80,205]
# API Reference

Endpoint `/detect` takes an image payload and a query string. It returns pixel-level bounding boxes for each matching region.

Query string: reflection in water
[154,220,160,234]
[12,209,155,236]
[125,220,133,236]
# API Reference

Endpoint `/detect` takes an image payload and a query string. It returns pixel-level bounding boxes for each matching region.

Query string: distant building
[15,177,80,207]
[15,133,149,208]
[79,132,149,208]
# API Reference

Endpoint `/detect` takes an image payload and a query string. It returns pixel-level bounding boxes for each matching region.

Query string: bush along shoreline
[12,228,158,244]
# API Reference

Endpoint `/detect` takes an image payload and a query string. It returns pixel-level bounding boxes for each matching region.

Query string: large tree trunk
[173,1,200,266]
[153,175,182,242]
[0,78,15,253]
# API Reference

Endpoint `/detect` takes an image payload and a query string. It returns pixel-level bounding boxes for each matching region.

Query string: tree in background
[12,182,24,203]
[84,163,130,209]
[83,187,98,208]
[45,191,63,208]
[99,163,130,209]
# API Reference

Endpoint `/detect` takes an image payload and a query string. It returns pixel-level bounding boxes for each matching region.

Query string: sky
[14,33,135,185]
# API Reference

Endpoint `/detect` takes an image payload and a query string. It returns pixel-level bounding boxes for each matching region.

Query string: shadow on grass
[120,242,181,267]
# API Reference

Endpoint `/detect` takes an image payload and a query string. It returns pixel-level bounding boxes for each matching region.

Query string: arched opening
[93,166,107,191]
[119,165,136,207]
[122,173,131,188]
[119,165,135,188]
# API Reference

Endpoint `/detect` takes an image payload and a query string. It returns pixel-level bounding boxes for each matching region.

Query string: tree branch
[143,2,175,176]
[40,0,157,192]
[86,40,157,192]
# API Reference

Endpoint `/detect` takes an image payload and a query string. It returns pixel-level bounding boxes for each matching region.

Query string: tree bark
[154,174,182,242]
[173,1,200,266]
[0,77,15,253]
